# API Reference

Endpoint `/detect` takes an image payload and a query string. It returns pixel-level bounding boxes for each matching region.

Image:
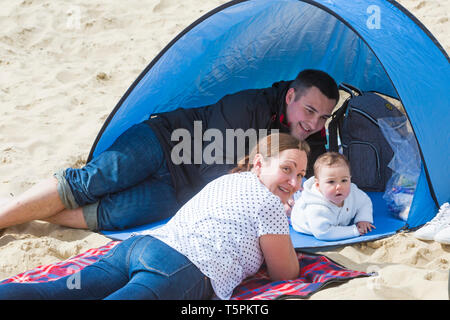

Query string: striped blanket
[0,241,371,300]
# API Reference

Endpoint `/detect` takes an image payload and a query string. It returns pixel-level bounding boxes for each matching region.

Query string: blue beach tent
[90,0,450,248]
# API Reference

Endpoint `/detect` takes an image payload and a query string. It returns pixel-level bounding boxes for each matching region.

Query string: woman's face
[253,149,308,204]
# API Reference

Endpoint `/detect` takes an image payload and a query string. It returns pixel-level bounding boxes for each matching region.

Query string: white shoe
[434,226,450,244]
[413,202,450,241]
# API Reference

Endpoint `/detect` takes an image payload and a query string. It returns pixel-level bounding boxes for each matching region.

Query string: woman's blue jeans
[55,122,181,231]
[0,236,213,300]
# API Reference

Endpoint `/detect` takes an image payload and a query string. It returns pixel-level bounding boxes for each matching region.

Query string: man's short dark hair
[290,69,339,102]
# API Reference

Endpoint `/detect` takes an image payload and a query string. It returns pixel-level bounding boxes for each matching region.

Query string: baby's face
[315,164,351,207]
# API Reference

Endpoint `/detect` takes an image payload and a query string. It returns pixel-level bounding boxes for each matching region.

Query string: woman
[0,133,309,300]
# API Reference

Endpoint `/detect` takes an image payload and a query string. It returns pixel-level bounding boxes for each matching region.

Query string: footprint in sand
[15,104,32,111]
[153,0,178,13]
[0,234,18,247]
[55,70,83,84]
[96,72,110,81]
[415,1,426,10]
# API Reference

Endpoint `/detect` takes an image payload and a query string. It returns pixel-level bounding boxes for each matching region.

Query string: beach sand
[0,0,448,299]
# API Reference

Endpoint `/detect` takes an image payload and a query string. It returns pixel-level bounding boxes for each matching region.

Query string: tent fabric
[89,0,448,248]
[311,0,449,208]
[88,0,449,206]
[89,0,398,160]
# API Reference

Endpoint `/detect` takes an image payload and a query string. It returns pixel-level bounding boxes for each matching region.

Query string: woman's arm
[259,234,299,281]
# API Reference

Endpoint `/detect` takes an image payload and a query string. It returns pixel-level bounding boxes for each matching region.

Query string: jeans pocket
[99,236,138,261]
[137,237,191,277]
[183,275,213,300]
[99,242,122,260]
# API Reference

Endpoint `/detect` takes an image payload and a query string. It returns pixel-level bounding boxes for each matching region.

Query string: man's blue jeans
[0,236,213,300]
[55,123,181,231]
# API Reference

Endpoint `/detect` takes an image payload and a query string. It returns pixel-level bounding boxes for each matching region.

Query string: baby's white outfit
[291,177,373,241]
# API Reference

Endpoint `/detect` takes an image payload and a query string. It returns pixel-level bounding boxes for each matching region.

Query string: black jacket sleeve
[198,89,277,183]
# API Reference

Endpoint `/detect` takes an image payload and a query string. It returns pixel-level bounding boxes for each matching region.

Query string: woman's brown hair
[230,132,310,173]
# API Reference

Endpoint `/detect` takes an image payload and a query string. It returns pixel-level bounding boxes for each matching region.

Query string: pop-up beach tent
[89,0,450,248]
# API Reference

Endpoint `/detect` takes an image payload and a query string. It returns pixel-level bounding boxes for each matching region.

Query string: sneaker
[434,226,450,244]
[413,202,450,241]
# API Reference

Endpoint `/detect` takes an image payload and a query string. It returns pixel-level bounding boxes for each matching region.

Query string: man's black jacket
[146,81,327,204]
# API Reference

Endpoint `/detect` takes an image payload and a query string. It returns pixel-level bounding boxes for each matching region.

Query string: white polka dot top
[144,171,289,300]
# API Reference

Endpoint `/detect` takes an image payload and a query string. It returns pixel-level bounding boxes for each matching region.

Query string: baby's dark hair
[313,152,351,177]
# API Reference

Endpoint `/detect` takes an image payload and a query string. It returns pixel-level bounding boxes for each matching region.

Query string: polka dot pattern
[145,172,289,299]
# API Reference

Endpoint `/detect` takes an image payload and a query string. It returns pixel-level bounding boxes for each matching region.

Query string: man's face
[285,86,336,140]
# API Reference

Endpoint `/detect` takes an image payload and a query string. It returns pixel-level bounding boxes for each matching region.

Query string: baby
[291,152,375,240]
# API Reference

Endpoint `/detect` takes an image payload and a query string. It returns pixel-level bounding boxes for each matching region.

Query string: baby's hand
[356,221,375,235]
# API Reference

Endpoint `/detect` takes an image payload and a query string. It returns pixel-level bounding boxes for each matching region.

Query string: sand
[0,0,448,299]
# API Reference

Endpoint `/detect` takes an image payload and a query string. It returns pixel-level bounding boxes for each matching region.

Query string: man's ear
[285,87,296,105]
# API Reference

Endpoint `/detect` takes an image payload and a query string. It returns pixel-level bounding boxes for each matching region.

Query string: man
[0,69,338,231]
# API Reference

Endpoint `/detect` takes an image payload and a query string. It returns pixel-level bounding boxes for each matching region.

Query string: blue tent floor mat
[101,192,407,249]
[290,192,407,249]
